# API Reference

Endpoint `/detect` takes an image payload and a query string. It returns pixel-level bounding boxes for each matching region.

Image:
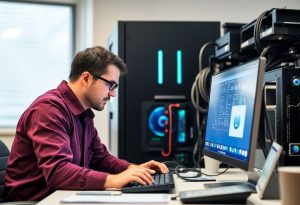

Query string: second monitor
[203,57,266,189]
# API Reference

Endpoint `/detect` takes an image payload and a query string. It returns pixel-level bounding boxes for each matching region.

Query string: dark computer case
[264,67,300,165]
[108,21,220,164]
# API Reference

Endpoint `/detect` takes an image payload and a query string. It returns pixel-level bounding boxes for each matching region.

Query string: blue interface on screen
[204,60,259,162]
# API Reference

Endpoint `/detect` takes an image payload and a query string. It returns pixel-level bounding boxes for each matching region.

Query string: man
[4,46,168,201]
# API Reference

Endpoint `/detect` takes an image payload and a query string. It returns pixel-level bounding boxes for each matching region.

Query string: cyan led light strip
[177,109,186,143]
[158,50,163,85]
[177,50,182,84]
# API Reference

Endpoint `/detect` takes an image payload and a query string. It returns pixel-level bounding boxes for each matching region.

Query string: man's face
[85,65,120,111]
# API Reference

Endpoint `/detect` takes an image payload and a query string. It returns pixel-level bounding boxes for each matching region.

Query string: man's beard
[92,97,110,111]
[93,105,104,111]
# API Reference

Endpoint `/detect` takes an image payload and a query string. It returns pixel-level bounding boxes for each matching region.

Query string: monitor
[202,57,266,187]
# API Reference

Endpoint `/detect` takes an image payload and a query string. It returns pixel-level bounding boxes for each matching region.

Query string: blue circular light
[292,145,300,154]
[158,115,168,127]
[292,76,300,87]
[148,106,167,137]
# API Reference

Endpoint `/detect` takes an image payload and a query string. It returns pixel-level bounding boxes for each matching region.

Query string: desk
[37,169,281,205]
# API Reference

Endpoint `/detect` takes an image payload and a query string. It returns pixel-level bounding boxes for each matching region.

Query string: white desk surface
[37,168,281,205]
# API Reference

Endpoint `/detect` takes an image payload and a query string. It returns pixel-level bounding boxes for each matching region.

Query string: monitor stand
[203,169,260,192]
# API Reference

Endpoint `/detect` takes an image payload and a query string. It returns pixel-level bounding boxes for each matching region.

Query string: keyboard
[122,172,175,193]
[179,184,253,204]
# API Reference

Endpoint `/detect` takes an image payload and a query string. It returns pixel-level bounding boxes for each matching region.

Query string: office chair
[0,140,36,205]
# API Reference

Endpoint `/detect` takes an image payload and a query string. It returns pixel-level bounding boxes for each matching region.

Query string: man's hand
[103,165,155,189]
[139,160,169,173]
[103,160,169,189]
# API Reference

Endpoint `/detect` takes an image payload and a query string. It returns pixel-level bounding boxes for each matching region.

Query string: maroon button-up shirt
[4,81,130,201]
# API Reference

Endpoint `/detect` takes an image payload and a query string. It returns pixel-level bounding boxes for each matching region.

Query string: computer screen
[203,57,266,171]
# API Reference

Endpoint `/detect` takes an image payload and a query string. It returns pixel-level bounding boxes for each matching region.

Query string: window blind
[0,1,74,127]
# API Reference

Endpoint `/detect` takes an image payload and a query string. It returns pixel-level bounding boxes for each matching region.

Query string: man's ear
[81,71,91,87]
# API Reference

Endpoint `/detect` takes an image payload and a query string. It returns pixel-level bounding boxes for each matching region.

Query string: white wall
[92,0,300,153]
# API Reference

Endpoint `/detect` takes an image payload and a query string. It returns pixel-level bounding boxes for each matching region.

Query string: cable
[161,103,180,157]
[260,45,275,58]
[191,69,210,113]
[254,9,270,55]
[175,166,202,179]
[174,162,230,182]
[198,42,218,72]
[190,42,220,175]
[192,116,207,168]
[191,42,218,164]
[201,163,230,177]
[191,42,218,114]
[192,131,202,168]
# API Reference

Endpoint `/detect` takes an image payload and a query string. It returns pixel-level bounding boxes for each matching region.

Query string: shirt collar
[57,80,95,119]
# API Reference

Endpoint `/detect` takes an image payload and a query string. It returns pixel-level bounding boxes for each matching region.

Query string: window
[0,1,74,128]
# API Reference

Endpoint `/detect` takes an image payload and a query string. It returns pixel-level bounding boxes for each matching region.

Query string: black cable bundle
[254,9,271,55]
[191,42,218,169]
[191,42,218,113]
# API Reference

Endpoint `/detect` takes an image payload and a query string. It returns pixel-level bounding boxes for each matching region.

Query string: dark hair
[69,46,127,81]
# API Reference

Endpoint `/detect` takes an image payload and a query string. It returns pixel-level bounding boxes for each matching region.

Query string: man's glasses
[92,75,118,91]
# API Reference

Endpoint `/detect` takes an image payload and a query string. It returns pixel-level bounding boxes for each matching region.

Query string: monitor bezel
[202,57,266,171]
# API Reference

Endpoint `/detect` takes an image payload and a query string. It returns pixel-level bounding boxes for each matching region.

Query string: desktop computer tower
[264,67,300,166]
[108,21,220,164]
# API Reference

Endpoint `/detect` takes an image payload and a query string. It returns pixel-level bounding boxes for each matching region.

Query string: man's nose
[108,89,117,97]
